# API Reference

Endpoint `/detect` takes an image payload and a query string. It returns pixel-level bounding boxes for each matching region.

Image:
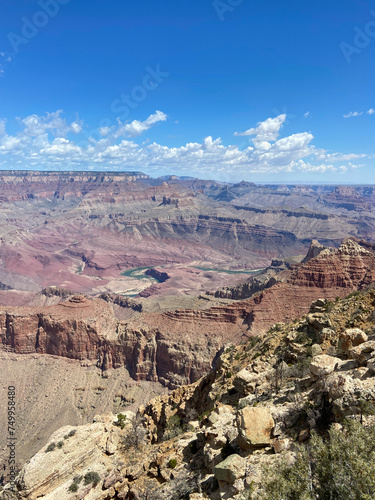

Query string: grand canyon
[1,172,375,499]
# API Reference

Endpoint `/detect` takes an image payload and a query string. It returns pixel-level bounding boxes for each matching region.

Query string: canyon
[1,172,375,484]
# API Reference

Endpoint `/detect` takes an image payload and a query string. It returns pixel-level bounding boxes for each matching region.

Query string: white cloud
[0,110,370,180]
[343,111,364,118]
[304,111,310,118]
[235,114,286,142]
[20,110,83,137]
[114,110,167,138]
[343,108,375,118]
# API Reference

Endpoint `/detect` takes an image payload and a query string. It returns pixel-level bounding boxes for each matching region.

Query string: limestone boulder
[214,454,247,484]
[236,407,274,450]
[349,341,375,365]
[339,328,368,356]
[310,355,339,380]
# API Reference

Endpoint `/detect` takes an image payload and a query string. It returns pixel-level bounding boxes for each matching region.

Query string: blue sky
[0,0,375,183]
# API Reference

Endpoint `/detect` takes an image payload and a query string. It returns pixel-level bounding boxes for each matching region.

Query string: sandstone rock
[214,454,247,484]
[103,470,123,490]
[106,431,119,455]
[237,407,274,449]
[311,344,322,357]
[14,422,111,499]
[352,367,368,379]
[307,313,332,331]
[272,438,291,453]
[234,367,272,396]
[325,372,355,400]
[317,328,336,344]
[310,355,339,380]
[339,328,368,356]
[349,341,375,365]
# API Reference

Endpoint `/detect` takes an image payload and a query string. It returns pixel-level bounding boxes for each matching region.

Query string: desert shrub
[83,471,100,487]
[323,300,334,312]
[45,442,56,453]
[122,412,147,449]
[68,482,78,493]
[57,440,64,449]
[163,414,184,440]
[168,458,177,469]
[68,429,76,437]
[251,421,375,499]
[114,413,127,429]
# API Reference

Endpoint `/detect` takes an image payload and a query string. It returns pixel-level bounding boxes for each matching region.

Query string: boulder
[325,372,355,400]
[214,454,247,484]
[349,341,375,365]
[339,328,368,356]
[310,355,339,380]
[233,368,269,396]
[317,328,336,344]
[307,313,332,331]
[236,407,274,450]
[311,344,323,357]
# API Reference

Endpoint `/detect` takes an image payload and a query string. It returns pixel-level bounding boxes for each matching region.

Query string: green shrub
[168,458,177,469]
[68,482,78,493]
[57,441,64,449]
[68,429,76,438]
[163,414,184,440]
[83,471,100,487]
[254,421,375,499]
[114,413,127,429]
[45,442,56,453]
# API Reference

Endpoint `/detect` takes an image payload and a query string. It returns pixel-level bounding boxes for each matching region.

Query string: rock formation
[4,287,375,499]
[1,240,375,390]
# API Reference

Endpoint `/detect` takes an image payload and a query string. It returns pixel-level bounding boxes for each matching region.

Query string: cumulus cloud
[20,110,82,137]
[0,110,370,180]
[114,110,167,138]
[235,114,286,141]
[368,108,375,115]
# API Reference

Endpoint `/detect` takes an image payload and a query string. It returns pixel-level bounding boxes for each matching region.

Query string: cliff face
[5,288,375,500]
[1,240,374,390]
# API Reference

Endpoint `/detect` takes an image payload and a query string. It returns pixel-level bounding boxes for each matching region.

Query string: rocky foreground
[2,287,375,499]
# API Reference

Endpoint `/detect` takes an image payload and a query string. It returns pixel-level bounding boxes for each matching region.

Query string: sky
[0,0,375,184]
